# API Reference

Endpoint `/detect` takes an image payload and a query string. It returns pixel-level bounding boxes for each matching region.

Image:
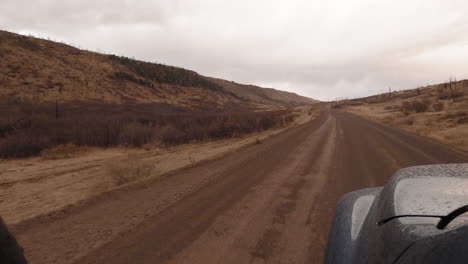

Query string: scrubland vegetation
[333,79,468,151]
[0,30,315,159]
[0,102,296,158]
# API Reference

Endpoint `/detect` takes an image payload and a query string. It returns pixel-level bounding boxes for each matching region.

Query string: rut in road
[14,110,468,264]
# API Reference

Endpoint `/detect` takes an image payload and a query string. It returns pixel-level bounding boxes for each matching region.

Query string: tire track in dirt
[305,110,468,263]
[249,116,337,264]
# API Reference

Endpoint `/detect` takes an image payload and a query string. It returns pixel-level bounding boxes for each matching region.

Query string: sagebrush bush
[414,100,430,113]
[401,100,431,113]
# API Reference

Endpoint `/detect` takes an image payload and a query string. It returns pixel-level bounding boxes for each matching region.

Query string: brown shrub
[437,90,451,100]
[40,144,88,159]
[437,87,465,101]
[401,100,431,113]
[384,105,400,111]
[16,36,41,51]
[401,101,411,113]
[107,55,224,92]
[0,102,292,158]
[457,117,468,124]
[0,132,51,158]
[119,122,154,147]
[284,114,296,123]
[414,100,430,113]
[452,89,465,100]
[433,102,444,112]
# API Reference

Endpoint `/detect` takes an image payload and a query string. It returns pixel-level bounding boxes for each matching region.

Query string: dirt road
[13,110,468,264]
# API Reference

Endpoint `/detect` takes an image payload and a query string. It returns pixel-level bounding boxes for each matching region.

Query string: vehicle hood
[377,163,468,226]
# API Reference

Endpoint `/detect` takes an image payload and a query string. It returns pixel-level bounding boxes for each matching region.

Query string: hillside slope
[0,30,316,109]
[331,80,468,151]
[208,77,318,109]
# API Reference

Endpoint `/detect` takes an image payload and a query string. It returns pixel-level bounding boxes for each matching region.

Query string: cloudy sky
[1,0,468,100]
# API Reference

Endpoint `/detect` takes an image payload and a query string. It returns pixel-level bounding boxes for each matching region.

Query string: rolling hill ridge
[0,30,317,110]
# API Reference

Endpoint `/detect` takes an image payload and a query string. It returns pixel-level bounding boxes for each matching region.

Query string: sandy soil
[0,105,317,226]
[11,109,468,264]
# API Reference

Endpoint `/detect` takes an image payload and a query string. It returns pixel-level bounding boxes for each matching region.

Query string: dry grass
[40,144,91,159]
[338,79,468,152]
[0,30,314,110]
[105,154,157,186]
[397,115,415,126]
[442,130,468,149]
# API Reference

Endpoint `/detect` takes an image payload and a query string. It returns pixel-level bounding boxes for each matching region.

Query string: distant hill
[208,77,317,109]
[0,30,317,110]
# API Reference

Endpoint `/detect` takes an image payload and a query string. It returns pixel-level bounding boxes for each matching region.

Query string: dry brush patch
[0,102,295,158]
[339,79,468,152]
[104,154,157,186]
[40,144,91,159]
[401,99,431,113]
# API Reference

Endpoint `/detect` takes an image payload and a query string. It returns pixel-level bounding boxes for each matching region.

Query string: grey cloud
[0,0,180,31]
[1,0,468,101]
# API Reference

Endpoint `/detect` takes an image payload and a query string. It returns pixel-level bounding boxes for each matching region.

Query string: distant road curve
[15,109,468,264]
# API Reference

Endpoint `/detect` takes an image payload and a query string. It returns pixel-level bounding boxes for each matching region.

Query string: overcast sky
[1,0,468,100]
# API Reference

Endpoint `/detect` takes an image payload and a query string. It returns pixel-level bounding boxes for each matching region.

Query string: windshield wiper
[377,214,443,226]
[377,204,468,230]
